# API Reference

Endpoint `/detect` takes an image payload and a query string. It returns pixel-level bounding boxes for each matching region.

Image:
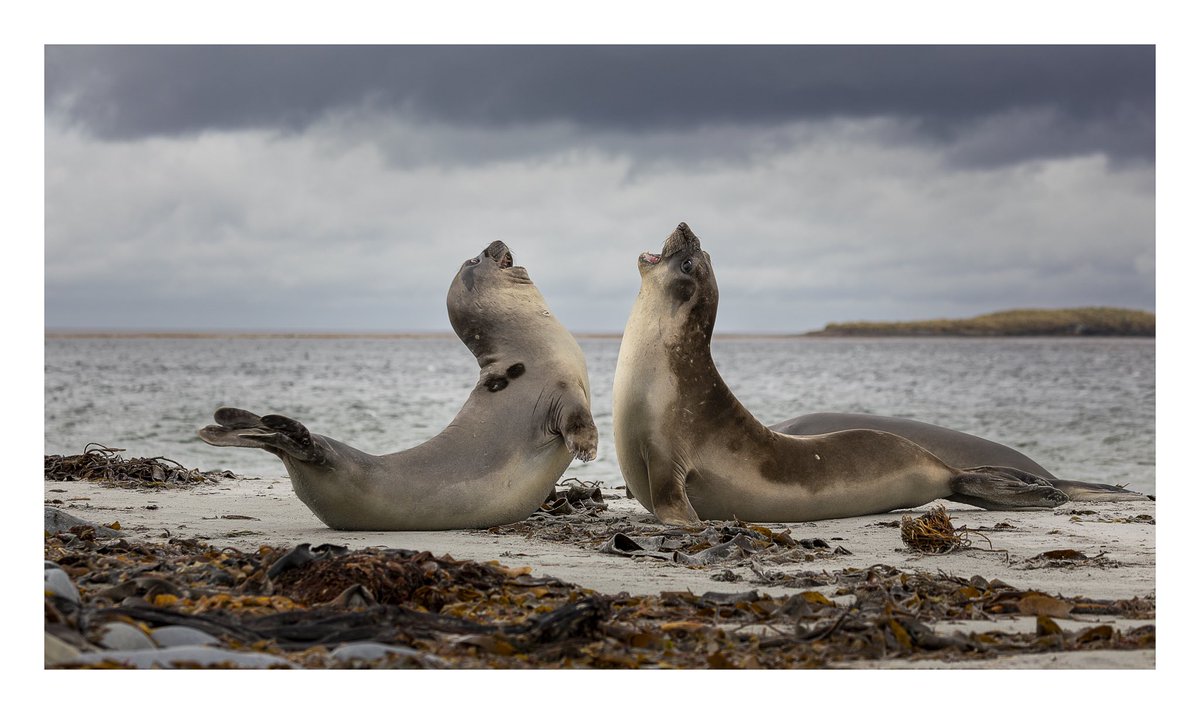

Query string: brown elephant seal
[199,240,597,530]
[771,413,1150,502]
[612,222,1091,525]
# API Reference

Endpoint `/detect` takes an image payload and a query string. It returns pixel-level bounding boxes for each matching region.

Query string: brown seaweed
[45,444,236,489]
[45,529,1154,669]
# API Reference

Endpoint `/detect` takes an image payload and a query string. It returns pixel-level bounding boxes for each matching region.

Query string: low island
[806,307,1154,338]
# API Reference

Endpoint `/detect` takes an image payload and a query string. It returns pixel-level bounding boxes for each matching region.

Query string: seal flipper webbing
[948,466,1069,509]
[198,408,326,463]
[214,407,266,429]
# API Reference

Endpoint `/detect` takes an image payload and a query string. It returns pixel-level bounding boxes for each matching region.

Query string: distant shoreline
[43,308,1155,341]
[46,306,1155,340]
[805,307,1154,338]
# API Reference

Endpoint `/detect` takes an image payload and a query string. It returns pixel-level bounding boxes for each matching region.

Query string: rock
[44,632,81,666]
[98,621,157,651]
[44,565,80,604]
[63,646,295,669]
[330,642,445,667]
[44,507,122,537]
[150,626,220,648]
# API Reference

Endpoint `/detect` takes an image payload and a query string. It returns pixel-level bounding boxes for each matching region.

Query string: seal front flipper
[198,407,327,463]
[948,466,1069,509]
[559,405,599,462]
[545,385,598,462]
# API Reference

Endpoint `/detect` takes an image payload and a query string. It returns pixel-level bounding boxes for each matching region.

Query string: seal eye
[681,258,694,274]
[466,257,481,265]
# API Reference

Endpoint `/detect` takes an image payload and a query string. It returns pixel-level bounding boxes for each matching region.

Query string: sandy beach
[44,471,1155,669]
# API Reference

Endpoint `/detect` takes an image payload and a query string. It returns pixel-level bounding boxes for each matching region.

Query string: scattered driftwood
[45,444,236,489]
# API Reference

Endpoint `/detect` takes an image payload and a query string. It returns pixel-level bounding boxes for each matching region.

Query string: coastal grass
[810,307,1154,337]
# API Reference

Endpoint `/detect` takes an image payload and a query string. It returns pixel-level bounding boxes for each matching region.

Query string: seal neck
[464,310,574,373]
[671,340,772,444]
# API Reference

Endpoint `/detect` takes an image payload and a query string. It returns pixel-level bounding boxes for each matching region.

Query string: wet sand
[44,472,1155,669]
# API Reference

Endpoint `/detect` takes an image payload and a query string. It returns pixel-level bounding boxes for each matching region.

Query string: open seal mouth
[639,252,662,265]
[484,240,516,269]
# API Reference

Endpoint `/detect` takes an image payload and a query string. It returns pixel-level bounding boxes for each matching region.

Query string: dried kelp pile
[510,487,847,568]
[45,527,1154,669]
[540,478,609,516]
[901,505,970,554]
[45,444,236,489]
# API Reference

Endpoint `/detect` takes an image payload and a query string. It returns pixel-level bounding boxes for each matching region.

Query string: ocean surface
[44,336,1156,495]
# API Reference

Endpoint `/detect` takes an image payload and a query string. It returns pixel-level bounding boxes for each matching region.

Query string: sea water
[44,336,1156,495]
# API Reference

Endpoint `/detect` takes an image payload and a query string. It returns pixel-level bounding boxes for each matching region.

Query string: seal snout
[660,221,700,259]
[484,240,515,269]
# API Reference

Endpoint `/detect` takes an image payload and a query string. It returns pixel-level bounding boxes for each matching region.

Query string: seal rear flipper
[214,407,267,429]
[1049,479,1152,502]
[197,408,326,463]
[949,466,1069,509]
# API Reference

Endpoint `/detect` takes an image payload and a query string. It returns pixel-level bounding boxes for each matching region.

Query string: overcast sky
[44,45,1155,333]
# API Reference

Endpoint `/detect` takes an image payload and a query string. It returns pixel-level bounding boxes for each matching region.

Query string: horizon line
[42,328,818,340]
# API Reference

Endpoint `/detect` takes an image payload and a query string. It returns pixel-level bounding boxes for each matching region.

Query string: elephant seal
[613,222,1107,525]
[199,240,598,530]
[771,413,1149,503]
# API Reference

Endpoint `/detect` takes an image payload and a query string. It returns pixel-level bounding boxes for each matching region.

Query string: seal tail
[197,407,324,463]
[947,465,1069,510]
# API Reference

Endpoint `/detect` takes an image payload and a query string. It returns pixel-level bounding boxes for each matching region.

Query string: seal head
[633,222,720,350]
[448,240,540,363]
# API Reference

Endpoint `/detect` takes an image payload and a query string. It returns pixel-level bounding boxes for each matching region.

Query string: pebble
[44,507,122,537]
[98,621,158,651]
[44,565,80,605]
[44,632,81,667]
[64,646,295,669]
[330,642,446,667]
[150,625,220,648]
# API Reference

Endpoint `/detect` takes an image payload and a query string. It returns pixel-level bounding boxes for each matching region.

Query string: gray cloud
[46,45,1154,166]
[44,107,1154,333]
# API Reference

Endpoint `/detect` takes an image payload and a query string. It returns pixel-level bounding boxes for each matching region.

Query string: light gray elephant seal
[612,223,1124,526]
[771,413,1149,503]
[199,240,598,530]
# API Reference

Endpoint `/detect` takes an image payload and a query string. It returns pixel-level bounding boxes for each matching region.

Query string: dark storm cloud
[45,45,1154,163]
